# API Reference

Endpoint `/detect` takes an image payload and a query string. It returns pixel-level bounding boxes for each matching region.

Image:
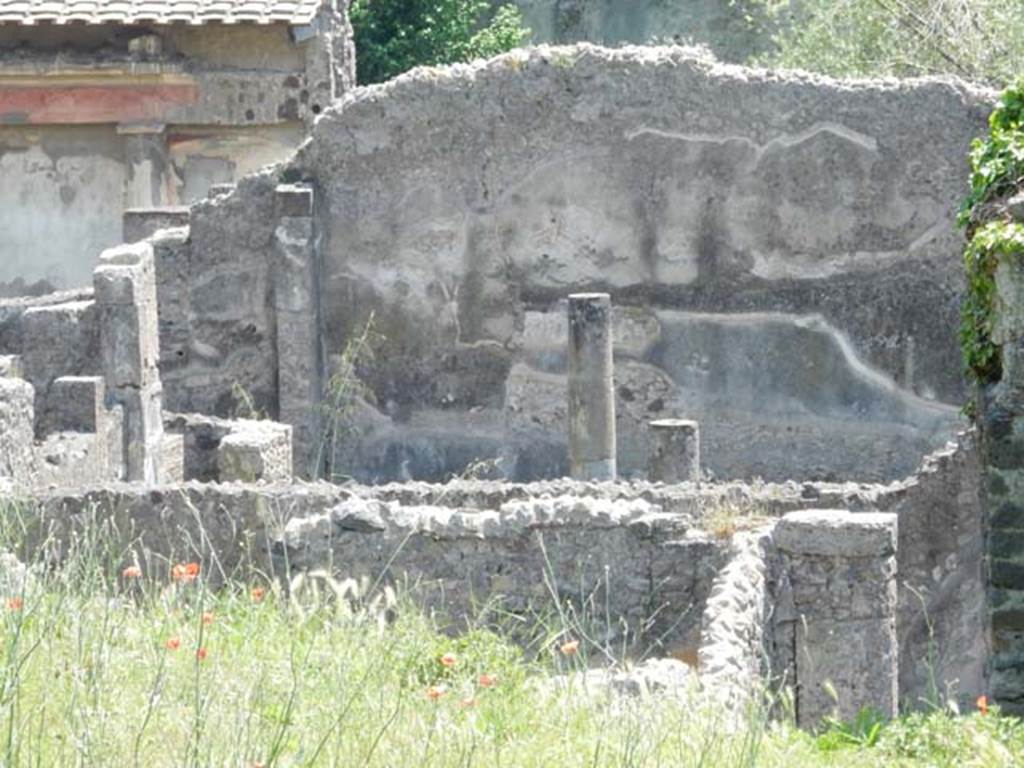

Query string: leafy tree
[752,0,1024,87]
[350,0,530,84]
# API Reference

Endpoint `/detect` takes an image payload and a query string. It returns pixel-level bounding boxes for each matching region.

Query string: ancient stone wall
[158,46,991,483]
[24,471,953,714]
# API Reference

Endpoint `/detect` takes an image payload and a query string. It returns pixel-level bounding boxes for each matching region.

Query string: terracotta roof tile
[0,0,321,25]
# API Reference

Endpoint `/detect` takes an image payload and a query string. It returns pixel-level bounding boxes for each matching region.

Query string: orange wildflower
[196,647,208,661]
[6,597,21,611]
[559,639,580,656]
[250,586,265,603]
[172,562,200,583]
[459,696,476,709]
[426,685,447,701]
[478,673,498,688]
[977,695,989,715]
[165,637,181,651]
[122,565,142,579]
[202,612,214,625]
[440,652,457,668]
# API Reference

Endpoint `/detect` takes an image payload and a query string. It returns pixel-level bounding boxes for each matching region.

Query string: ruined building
[0,0,354,295]
[0,38,1021,720]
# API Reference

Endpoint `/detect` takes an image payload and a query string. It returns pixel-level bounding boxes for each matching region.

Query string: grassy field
[0,547,1019,768]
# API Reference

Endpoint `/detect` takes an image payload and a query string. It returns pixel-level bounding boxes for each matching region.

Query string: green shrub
[755,0,1024,87]
[350,0,530,84]
[958,82,1024,386]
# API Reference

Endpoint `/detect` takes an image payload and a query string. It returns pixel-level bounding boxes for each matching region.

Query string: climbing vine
[961,221,1024,384]
[960,82,1024,386]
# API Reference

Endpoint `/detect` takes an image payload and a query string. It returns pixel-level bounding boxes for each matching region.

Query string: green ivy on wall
[960,82,1024,386]
[961,221,1024,385]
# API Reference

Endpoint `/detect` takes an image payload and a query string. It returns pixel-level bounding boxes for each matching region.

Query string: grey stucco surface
[278,45,988,482]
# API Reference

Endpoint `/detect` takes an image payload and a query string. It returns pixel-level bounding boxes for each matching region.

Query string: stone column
[272,183,323,477]
[774,509,899,729]
[648,418,700,483]
[93,242,165,483]
[567,293,616,481]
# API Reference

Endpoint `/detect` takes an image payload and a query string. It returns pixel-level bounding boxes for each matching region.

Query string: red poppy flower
[250,586,265,603]
[196,647,208,661]
[122,565,142,579]
[478,673,498,688]
[560,639,580,656]
[440,652,457,668]
[977,694,989,715]
[172,562,200,583]
[6,597,22,611]
[426,685,447,701]
[165,637,181,651]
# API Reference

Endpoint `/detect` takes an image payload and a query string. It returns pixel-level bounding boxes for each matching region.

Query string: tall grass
[0,499,1020,766]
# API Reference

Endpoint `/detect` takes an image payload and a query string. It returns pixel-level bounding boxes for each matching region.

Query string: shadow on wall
[340,304,961,484]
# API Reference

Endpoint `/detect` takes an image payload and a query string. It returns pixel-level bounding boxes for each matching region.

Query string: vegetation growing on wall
[753,0,1023,87]
[959,83,1024,386]
[350,0,530,84]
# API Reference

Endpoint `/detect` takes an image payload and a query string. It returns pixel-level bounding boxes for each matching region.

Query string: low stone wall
[697,529,774,708]
[19,432,985,711]
[34,481,727,656]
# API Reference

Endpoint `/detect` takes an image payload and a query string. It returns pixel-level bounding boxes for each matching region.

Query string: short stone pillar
[648,419,700,483]
[217,422,293,484]
[273,183,322,477]
[567,293,616,481]
[93,242,166,483]
[773,509,898,729]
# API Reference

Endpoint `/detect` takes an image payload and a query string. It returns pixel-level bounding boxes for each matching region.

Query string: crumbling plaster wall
[275,45,986,482]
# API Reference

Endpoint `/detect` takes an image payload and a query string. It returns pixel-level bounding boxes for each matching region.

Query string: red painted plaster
[0,83,199,125]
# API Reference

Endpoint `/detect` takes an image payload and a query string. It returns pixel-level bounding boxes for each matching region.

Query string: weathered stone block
[123,207,190,243]
[93,242,157,306]
[647,418,699,483]
[0,378,36,482]
[49,376,105,433]
[774,510,897,558]
[217,421,293,483]
[159,432,185,484]
[775,509,899,728]
[795,616,898,726]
